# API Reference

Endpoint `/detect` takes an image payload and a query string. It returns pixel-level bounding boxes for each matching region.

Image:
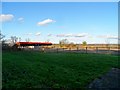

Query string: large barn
[16,42,52,46]
[15,42,52,50]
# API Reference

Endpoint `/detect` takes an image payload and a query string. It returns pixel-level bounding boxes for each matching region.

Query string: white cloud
[97,35,118,39]
[74,33,88,37]
[56,33,88,37]
[107,36,118,39]
[35,32,41,36]
[18,17,24,23]
[0,14,14,22]
[37,19,56,26]
[65,33,73,37]
[56,34,65,37]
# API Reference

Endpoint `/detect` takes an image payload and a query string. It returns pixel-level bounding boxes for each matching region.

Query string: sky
[1,2,118,44]
[1,0,120,2]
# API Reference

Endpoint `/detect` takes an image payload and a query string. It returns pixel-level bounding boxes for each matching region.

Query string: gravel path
[88,68,120,89]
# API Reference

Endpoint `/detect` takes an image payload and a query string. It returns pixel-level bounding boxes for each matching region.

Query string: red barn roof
[16,42,52,46]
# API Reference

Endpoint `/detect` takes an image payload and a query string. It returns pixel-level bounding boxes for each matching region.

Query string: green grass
[2,51,119,88]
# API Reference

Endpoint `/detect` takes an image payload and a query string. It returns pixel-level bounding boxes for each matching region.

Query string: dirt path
[88,68,120,89]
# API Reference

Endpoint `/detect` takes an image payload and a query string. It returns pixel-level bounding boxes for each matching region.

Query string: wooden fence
[25,46,119,55]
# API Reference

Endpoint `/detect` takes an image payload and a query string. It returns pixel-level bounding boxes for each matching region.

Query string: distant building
[15,42,52,50]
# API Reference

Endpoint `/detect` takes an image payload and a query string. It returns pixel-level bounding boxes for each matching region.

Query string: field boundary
[21,46,119,55]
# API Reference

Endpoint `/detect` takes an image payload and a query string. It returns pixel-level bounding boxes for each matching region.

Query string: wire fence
[23,46,119,55]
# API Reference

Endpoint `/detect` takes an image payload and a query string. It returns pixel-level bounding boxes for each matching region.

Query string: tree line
[59,39,87,48]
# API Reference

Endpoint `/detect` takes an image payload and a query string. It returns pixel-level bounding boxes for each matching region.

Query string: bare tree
[0,32,12,50]
[18,37,21,42]
[0,31,6,46]
[59,39,69,48]
[0,31,5,40]
[11,36,18,44]
[69,42,76,48]
[25,38,30,42]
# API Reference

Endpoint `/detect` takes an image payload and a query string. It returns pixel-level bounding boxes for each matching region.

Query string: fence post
[57,48,58,53]
[69,47,71,51]
[108,47,110,54]
[86,47,87,53]
[96,47,98,53]
[77,47,79,51]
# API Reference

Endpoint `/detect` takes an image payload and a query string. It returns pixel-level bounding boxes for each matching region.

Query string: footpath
[88,68,120,89]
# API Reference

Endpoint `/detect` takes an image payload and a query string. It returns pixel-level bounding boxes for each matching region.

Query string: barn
[15,42,52,50]
[16,42,52,46]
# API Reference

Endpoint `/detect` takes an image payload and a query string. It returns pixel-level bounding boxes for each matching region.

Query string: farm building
[15,42,52,50]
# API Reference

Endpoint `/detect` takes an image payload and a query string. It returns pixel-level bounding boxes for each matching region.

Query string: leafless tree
[25,38,30,42]
[18,37,21,42]
[11,36,18,44]
[0,31,5,40]
[59,39,69,48]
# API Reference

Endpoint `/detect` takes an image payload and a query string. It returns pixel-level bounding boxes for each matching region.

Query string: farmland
[2,51,120,88]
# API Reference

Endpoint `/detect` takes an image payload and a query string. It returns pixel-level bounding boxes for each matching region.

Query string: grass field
[2,51,120,88]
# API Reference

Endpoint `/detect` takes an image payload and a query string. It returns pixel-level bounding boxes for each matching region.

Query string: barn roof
[16,42,52,46]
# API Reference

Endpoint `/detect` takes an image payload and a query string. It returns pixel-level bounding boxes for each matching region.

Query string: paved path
[88,68,120,89]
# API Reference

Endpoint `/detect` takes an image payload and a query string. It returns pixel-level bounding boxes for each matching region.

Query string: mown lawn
[2,51,119,88]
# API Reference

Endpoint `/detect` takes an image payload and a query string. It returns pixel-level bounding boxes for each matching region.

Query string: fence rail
[23,46,119,55]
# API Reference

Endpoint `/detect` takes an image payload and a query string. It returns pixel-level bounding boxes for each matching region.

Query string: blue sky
[1,2,118,44]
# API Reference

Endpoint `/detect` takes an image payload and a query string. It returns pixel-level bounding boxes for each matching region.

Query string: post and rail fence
[18,44,119,55]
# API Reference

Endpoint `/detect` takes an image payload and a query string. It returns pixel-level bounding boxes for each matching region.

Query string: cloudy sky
[1,2,118,44]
